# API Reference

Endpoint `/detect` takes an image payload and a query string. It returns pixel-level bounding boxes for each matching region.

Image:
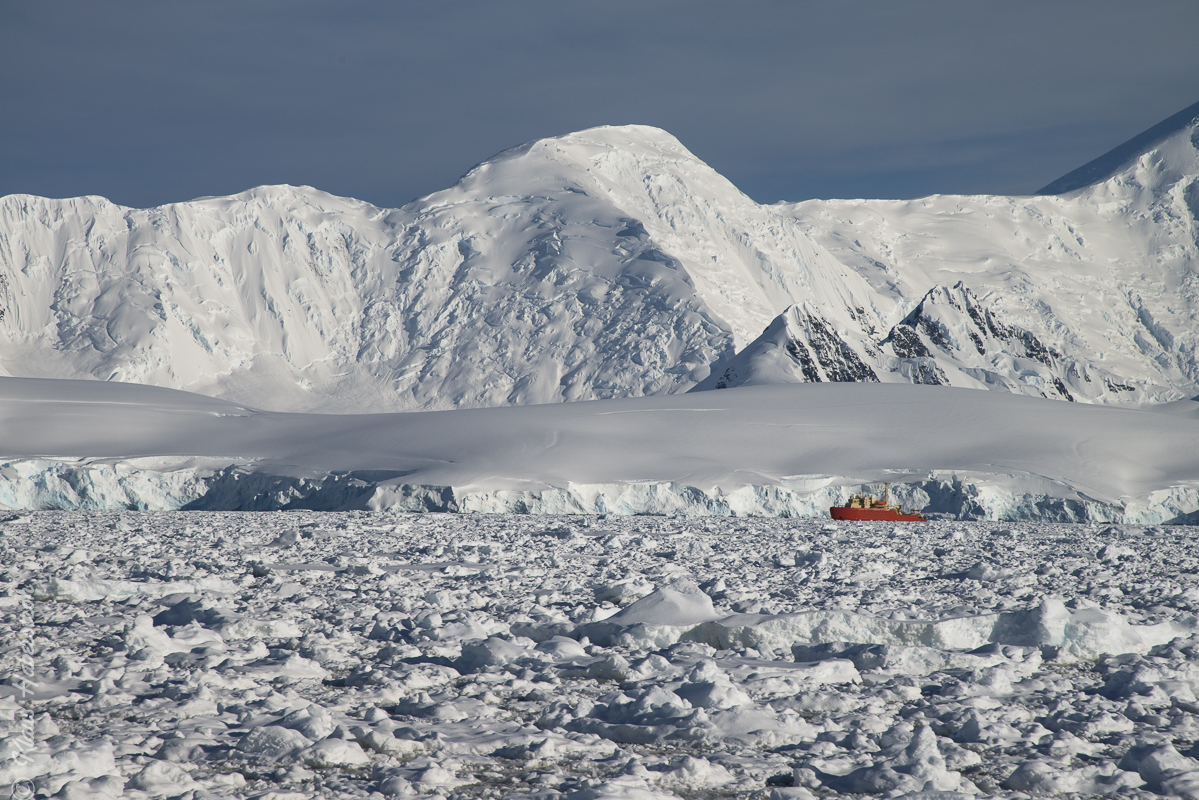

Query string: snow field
[3,378,1199,522]
[2,118,1198,414]
[5,512,1199,798]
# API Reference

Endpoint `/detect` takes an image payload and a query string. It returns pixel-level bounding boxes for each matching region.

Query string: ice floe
[5,511,1199,798]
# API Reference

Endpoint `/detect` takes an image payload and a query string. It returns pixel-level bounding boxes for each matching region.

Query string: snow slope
[4,106,1197,413]
[2,376,1197,521]
[1038,99,1199,194]
[0,127,883,413]
[775,109,1199,405]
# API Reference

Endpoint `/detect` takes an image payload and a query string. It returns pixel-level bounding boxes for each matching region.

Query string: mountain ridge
[2,113,1198,411]
[1038,99,1199,195]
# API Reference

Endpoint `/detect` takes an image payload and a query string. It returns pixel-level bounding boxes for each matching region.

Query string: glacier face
[2,376,1197,521]
[4,115,1196,412]
[6,459,1197,524]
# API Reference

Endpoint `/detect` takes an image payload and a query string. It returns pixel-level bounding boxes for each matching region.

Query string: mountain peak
[483,124,691,165]
[1037,99,1199,195]
[451,124,706,197]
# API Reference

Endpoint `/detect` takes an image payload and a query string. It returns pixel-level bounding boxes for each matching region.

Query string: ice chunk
[235,726,314,760]
[411,763,468,790]
[580,579,720,648]
[457,637,534,672]
[0,738,117,796]
[276,704,336,740]
[128,762,201,795]
[1003,756,1148,795]
[808,725,974,795]
[674,660,752,709]
[301,738,370,767]
[535,635,588,660]
[45,575,239,602]
[689,609,1001,652]
[605,579,717,627]
[688,598,1195,662]
[269,529,301,547]
[124,615,174,666]
[53,775,125,799]
[218,618,303,639]
[1119,743,1199,795]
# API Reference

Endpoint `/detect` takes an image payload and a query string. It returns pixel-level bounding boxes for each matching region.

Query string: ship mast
[884,482,889,507]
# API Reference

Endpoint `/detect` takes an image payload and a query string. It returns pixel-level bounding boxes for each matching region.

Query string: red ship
[830,483,927,521]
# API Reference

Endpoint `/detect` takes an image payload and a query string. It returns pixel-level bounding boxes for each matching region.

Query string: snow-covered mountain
[765,103,1199,404]
[1,106,1198,411]
[0,127,883,412]
[692,303,882,391]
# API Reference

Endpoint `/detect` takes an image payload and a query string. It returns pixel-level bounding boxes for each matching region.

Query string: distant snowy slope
[2,376,1198,520]
[0,126,883,412]
[1038,99,1199,194]
[3,110,1199,412]
[775,106,1199,404]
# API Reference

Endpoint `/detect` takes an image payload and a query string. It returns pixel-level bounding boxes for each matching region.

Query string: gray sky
[3,1,1198,209]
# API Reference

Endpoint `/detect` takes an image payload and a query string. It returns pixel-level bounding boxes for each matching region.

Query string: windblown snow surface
[2,377,1199,523]
[6,512,1199,799]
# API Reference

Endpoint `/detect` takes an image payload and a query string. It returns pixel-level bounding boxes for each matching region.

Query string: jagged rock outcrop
[877,283,1081,399]
[691,305,878,390]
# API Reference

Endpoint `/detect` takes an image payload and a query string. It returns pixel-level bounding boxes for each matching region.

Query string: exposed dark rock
[905,358,947,385]
[889,324,931,359]
[1052,377,1074,401]
[785,338,822,382]
[1017,330,1056,366]
[805,315,879,382]
[968,330,986,355]
[917,315,952,350]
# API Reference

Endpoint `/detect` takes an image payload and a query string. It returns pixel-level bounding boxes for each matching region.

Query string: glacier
[2,105,1199,517]
[2,109,1198,413]
[2,376,1197,521]
[7,460,1198,523]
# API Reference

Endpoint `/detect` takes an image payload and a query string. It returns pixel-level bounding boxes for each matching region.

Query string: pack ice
[6,511,1199,799]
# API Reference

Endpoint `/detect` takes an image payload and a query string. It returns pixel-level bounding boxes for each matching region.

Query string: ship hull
[829,507,927,522]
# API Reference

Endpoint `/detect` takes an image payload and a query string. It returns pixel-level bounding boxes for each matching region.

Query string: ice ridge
[4,112,1199,413]
[1038,99,1199,194]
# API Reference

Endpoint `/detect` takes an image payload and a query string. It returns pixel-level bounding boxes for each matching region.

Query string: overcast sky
[3,1,1199,210]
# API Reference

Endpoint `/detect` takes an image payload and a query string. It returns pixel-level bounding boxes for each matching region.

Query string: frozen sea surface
[5,512,1199,799]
